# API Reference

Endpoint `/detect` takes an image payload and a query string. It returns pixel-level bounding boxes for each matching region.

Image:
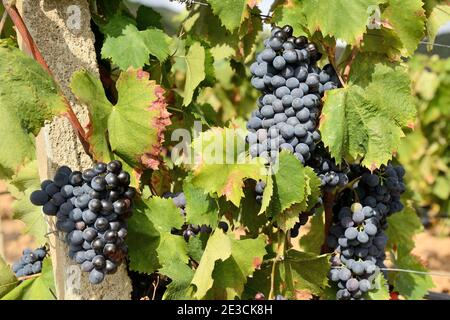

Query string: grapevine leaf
[386,206,423,252]
[184,177,219,227]
[304,166,322,211]
[267,151,307,215]
[383,0,426,56]
[101,25,172,69]
[302,0,387,45]
[367,273,390,300]
[392,249,435,300]
[1,258,55,300]
[145,197,185,233]
[136,6,163,30]
[100,14,136,38]
[206,0,251,33]
[0,41,65,179]
[182,42,206,106]
[272,0,308,37]
[425,5,450,51]
[299,209,325,254]
[207,234,267,299]
[191,127,266,207]
[71,69,171,170]
[0,256,17,299]
[258,171,273,215]
[126,199,160,273]
[283,250,330,296]
[6,161,47,245]
[187,236,206,263]
[320,63,416,168]
[157,233,190,267]
[191,230,232,299]
[239,184,267,235]
[162,263,195,300]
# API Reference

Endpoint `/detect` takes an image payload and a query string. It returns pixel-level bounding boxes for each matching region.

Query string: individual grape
[346,278,359,292]
[296,108,310,122]
[268,36,283,50]
[344,227,358,240]
[286,77,299,90]
[272,56,286,70]
[218,221,229,232]
[30,190,49,206]
[89,269,105,284]
[261,48,276,62]
[338,268,351,281]
[275,86,290,99]
[352,210,365,224]
[280,65,294,78]
[283,49,297,63]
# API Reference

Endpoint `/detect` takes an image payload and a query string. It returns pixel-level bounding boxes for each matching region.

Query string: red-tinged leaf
[70,69,171,171]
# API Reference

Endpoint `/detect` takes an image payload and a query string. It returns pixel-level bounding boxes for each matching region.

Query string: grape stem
[2,0,92,158]
[269,230,286,300]
[320,190,335,254]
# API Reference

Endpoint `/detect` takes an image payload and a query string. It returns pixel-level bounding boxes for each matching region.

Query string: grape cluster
[29,161,135,284]
[12,247,47,277]
[308,143,349,190]
[247,25,339,164]
[163,192,213,241]
[327,164,406,299]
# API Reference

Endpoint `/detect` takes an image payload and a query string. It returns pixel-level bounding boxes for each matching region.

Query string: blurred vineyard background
[0,0,449,297]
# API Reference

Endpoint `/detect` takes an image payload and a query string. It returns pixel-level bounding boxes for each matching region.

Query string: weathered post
[15,0,132,300]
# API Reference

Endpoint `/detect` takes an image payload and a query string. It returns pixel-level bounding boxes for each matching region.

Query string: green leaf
[191,127,266,207]
[299,209,325,254]
[425,5,450,51]
[302,0,387,45]
[386,206,423,252]
[206,0,250,32]
[100,14,136,37]
[267,151,306,216]
[0,42,65,179]
[126,199,160,273]
[383,0,426,56]
[191,230,232,299]
[184,177,219,227]
[182,42,206,106]
[2,258,55,300]
[101,25,172,69]
[207,234,267,299]
[258,172,273,215]
[320,63,416,168]
[187,236,206,263]
[272,0,308,37]
[283,250,330,296]
[157,233,189,267]
[136,6,163,30]
[0,256,17,298]
[391,250,435,300]
[162,263,195,300]
[146,197,185,233]
[367,273,390,300]
[7,161,47,245]
[71,69,171,170]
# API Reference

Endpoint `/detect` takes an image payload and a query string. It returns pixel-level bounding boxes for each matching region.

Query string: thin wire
[381,268,450,278]
[420,41,450,49]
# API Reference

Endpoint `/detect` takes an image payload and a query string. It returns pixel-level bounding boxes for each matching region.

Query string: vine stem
[2,1,92,157]
[269,230,286,300]
[320,191,335,254]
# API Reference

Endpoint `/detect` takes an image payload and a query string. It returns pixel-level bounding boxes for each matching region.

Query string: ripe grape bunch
[12,247,47,278]
[327,164,406,299]
[29,160,136,284]
[163,192,213,240]
[247,24,339,164]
